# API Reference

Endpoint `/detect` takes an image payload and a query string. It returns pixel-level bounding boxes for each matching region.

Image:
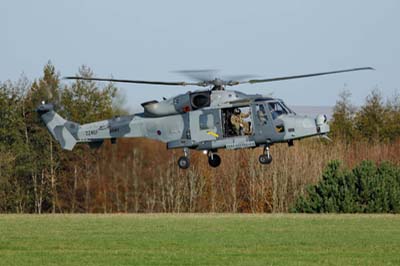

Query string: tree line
[0,62,119,213]
[0,62,399,213]
[330,89,400,143]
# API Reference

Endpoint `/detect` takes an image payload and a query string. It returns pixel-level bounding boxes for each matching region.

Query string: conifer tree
[330,90,356,142]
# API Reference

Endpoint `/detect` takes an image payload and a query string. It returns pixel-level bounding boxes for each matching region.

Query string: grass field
[1,214,399,266]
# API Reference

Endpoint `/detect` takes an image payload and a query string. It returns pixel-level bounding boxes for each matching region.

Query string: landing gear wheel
[259,146,272,165]
[259,154,272,164]
[178,156,190,169]
[208,154,221,168]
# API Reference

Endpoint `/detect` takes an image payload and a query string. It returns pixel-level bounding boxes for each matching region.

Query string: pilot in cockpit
[268,102,287,120]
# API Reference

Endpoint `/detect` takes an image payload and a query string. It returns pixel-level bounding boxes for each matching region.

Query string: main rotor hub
[211,85,225,91]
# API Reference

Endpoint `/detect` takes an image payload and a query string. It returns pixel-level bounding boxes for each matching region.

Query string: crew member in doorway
[230,108,251,135]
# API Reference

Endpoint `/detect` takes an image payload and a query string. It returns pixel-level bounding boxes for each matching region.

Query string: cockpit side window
[268,102,288,119]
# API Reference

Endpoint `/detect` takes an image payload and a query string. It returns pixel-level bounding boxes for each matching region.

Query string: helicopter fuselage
[49,66,372,168]
[38,89,329,159]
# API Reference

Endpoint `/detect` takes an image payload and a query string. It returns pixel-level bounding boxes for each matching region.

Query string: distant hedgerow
[292,160,400,213]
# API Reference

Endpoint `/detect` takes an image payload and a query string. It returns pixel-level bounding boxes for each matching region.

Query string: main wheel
[259,154,272,165]
[208,154,221,168]
[178,156,190,169]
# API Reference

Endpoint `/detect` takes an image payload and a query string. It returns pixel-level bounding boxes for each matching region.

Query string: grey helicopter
[37,67,373,169]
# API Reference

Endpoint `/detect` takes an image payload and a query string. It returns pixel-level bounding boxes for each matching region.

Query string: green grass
[0,214,400,266]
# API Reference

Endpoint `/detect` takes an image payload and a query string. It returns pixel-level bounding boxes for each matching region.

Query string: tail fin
[37,103,79,150]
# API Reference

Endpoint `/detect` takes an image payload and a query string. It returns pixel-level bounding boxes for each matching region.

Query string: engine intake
[190,91,211,109]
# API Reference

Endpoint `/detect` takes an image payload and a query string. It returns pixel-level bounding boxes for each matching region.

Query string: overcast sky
[1,0,399,108]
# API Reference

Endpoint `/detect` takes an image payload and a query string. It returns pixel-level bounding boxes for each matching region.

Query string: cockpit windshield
[268,102,288,119]
[279,100,295,114]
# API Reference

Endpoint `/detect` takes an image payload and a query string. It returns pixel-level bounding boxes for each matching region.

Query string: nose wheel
[259,146,272,165]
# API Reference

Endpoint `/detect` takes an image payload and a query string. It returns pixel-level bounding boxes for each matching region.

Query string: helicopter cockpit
[222,98,296,138]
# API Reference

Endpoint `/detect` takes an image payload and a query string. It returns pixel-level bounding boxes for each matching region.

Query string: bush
[292,160,400,213]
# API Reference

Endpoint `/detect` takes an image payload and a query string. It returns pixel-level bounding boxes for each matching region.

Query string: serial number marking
[85,130,98,136]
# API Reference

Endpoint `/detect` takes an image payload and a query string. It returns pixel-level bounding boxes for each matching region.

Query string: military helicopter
[37,67,373,169]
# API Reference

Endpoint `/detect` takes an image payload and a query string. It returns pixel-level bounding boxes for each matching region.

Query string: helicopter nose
[315,114,327,125]
[315,114,329,134]
[280,114,330,140]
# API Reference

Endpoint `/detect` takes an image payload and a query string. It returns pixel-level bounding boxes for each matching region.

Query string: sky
[1,0,399,109]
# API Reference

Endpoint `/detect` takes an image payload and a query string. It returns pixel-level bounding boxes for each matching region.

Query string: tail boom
[38,103,186,150]
[37,104,78,150]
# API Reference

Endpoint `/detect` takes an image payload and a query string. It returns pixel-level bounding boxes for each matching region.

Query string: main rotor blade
[244,67,374,85]
[63,76,206,86]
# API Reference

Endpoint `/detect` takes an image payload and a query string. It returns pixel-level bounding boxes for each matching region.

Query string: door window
[256,104,268,124]
[199,114,214,130]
